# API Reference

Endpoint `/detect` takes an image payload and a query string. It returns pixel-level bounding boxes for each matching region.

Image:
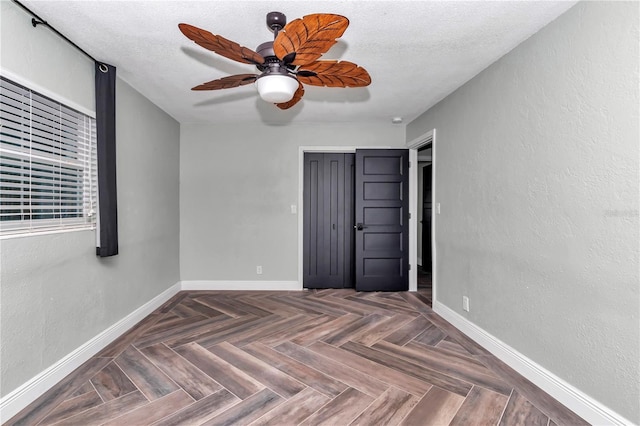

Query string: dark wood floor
[6,289,587,426]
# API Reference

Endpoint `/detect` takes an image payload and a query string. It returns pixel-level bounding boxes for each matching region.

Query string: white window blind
[0,76,97,237]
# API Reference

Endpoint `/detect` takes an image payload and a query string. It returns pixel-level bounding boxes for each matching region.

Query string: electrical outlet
[436,203,441,214]
[290,204,297,214]
[256,265,263,275]
[462,296,470,312]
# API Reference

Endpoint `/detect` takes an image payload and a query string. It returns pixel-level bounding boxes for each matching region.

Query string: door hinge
[409,264,412,270]
[408,212,411,219]
[408,161,411,168]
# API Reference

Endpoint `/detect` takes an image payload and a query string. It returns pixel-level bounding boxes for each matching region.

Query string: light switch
[291,205,297,214]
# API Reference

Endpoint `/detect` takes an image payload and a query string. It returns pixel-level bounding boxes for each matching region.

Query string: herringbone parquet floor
[6,289,587,426]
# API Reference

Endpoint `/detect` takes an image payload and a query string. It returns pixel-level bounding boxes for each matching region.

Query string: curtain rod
[12,0,100,65]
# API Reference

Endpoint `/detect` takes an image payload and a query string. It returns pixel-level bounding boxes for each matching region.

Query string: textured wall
[407,1,639,422]
[180,123,405,282]
[0,3,180,397]
[0,0,94,112]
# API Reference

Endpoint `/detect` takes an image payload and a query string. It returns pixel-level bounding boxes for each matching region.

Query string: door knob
[355,223,366,231]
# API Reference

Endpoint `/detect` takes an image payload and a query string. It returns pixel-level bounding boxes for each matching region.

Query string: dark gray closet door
[303,153,354,289]
[354,149,409,291]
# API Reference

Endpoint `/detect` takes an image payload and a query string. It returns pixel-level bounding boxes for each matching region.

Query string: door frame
[298,146,396,290]
[407,129,436,297]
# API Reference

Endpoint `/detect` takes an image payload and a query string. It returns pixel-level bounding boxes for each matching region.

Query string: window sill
[0,225,96,240]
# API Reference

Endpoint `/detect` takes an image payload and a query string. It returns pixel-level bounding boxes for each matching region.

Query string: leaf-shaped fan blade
[297,61,371,87]
[179,23,264,65]
[276,81,305,110]
[273,14,349,66]
[192,74,258,91]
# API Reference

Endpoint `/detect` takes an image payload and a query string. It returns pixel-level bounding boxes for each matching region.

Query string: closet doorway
[302,149,409,291]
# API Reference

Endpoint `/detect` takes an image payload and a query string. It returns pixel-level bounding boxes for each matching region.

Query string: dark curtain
[95,62,118,257]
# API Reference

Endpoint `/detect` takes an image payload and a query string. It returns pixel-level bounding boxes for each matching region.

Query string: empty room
[1,1,638,425]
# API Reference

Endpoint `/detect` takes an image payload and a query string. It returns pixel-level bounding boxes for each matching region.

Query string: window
[0,76,97,237]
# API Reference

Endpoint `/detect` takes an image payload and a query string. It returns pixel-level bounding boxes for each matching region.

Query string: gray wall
[180,123,404,282]
[407,2,639,422]
[0,1,180,397]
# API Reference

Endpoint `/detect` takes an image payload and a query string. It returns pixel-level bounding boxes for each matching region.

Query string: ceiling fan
[178,12,371,109]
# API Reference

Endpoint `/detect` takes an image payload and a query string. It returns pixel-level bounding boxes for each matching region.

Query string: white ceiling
[22,0,577,125]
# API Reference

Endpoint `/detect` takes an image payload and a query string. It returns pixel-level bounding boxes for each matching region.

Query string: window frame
[0,74,98,239]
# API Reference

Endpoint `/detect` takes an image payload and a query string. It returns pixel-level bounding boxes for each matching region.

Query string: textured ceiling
[21,1,577,125]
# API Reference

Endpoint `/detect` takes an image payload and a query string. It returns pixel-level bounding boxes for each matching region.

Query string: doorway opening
[408,129,436,303]
[417,145,433,305]
[298,147,410,292]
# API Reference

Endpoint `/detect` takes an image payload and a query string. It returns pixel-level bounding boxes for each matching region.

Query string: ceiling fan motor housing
[256,41,289,74]
[256,41,276,61]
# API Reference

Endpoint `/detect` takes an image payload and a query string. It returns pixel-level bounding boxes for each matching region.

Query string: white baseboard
[432,301,635,426]
[0,282,181,422]
[180,280,302,291]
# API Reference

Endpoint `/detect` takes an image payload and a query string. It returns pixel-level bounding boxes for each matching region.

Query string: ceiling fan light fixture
[255,74,299,103]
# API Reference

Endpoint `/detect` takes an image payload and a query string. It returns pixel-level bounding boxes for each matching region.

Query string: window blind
[0,76,97,236]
